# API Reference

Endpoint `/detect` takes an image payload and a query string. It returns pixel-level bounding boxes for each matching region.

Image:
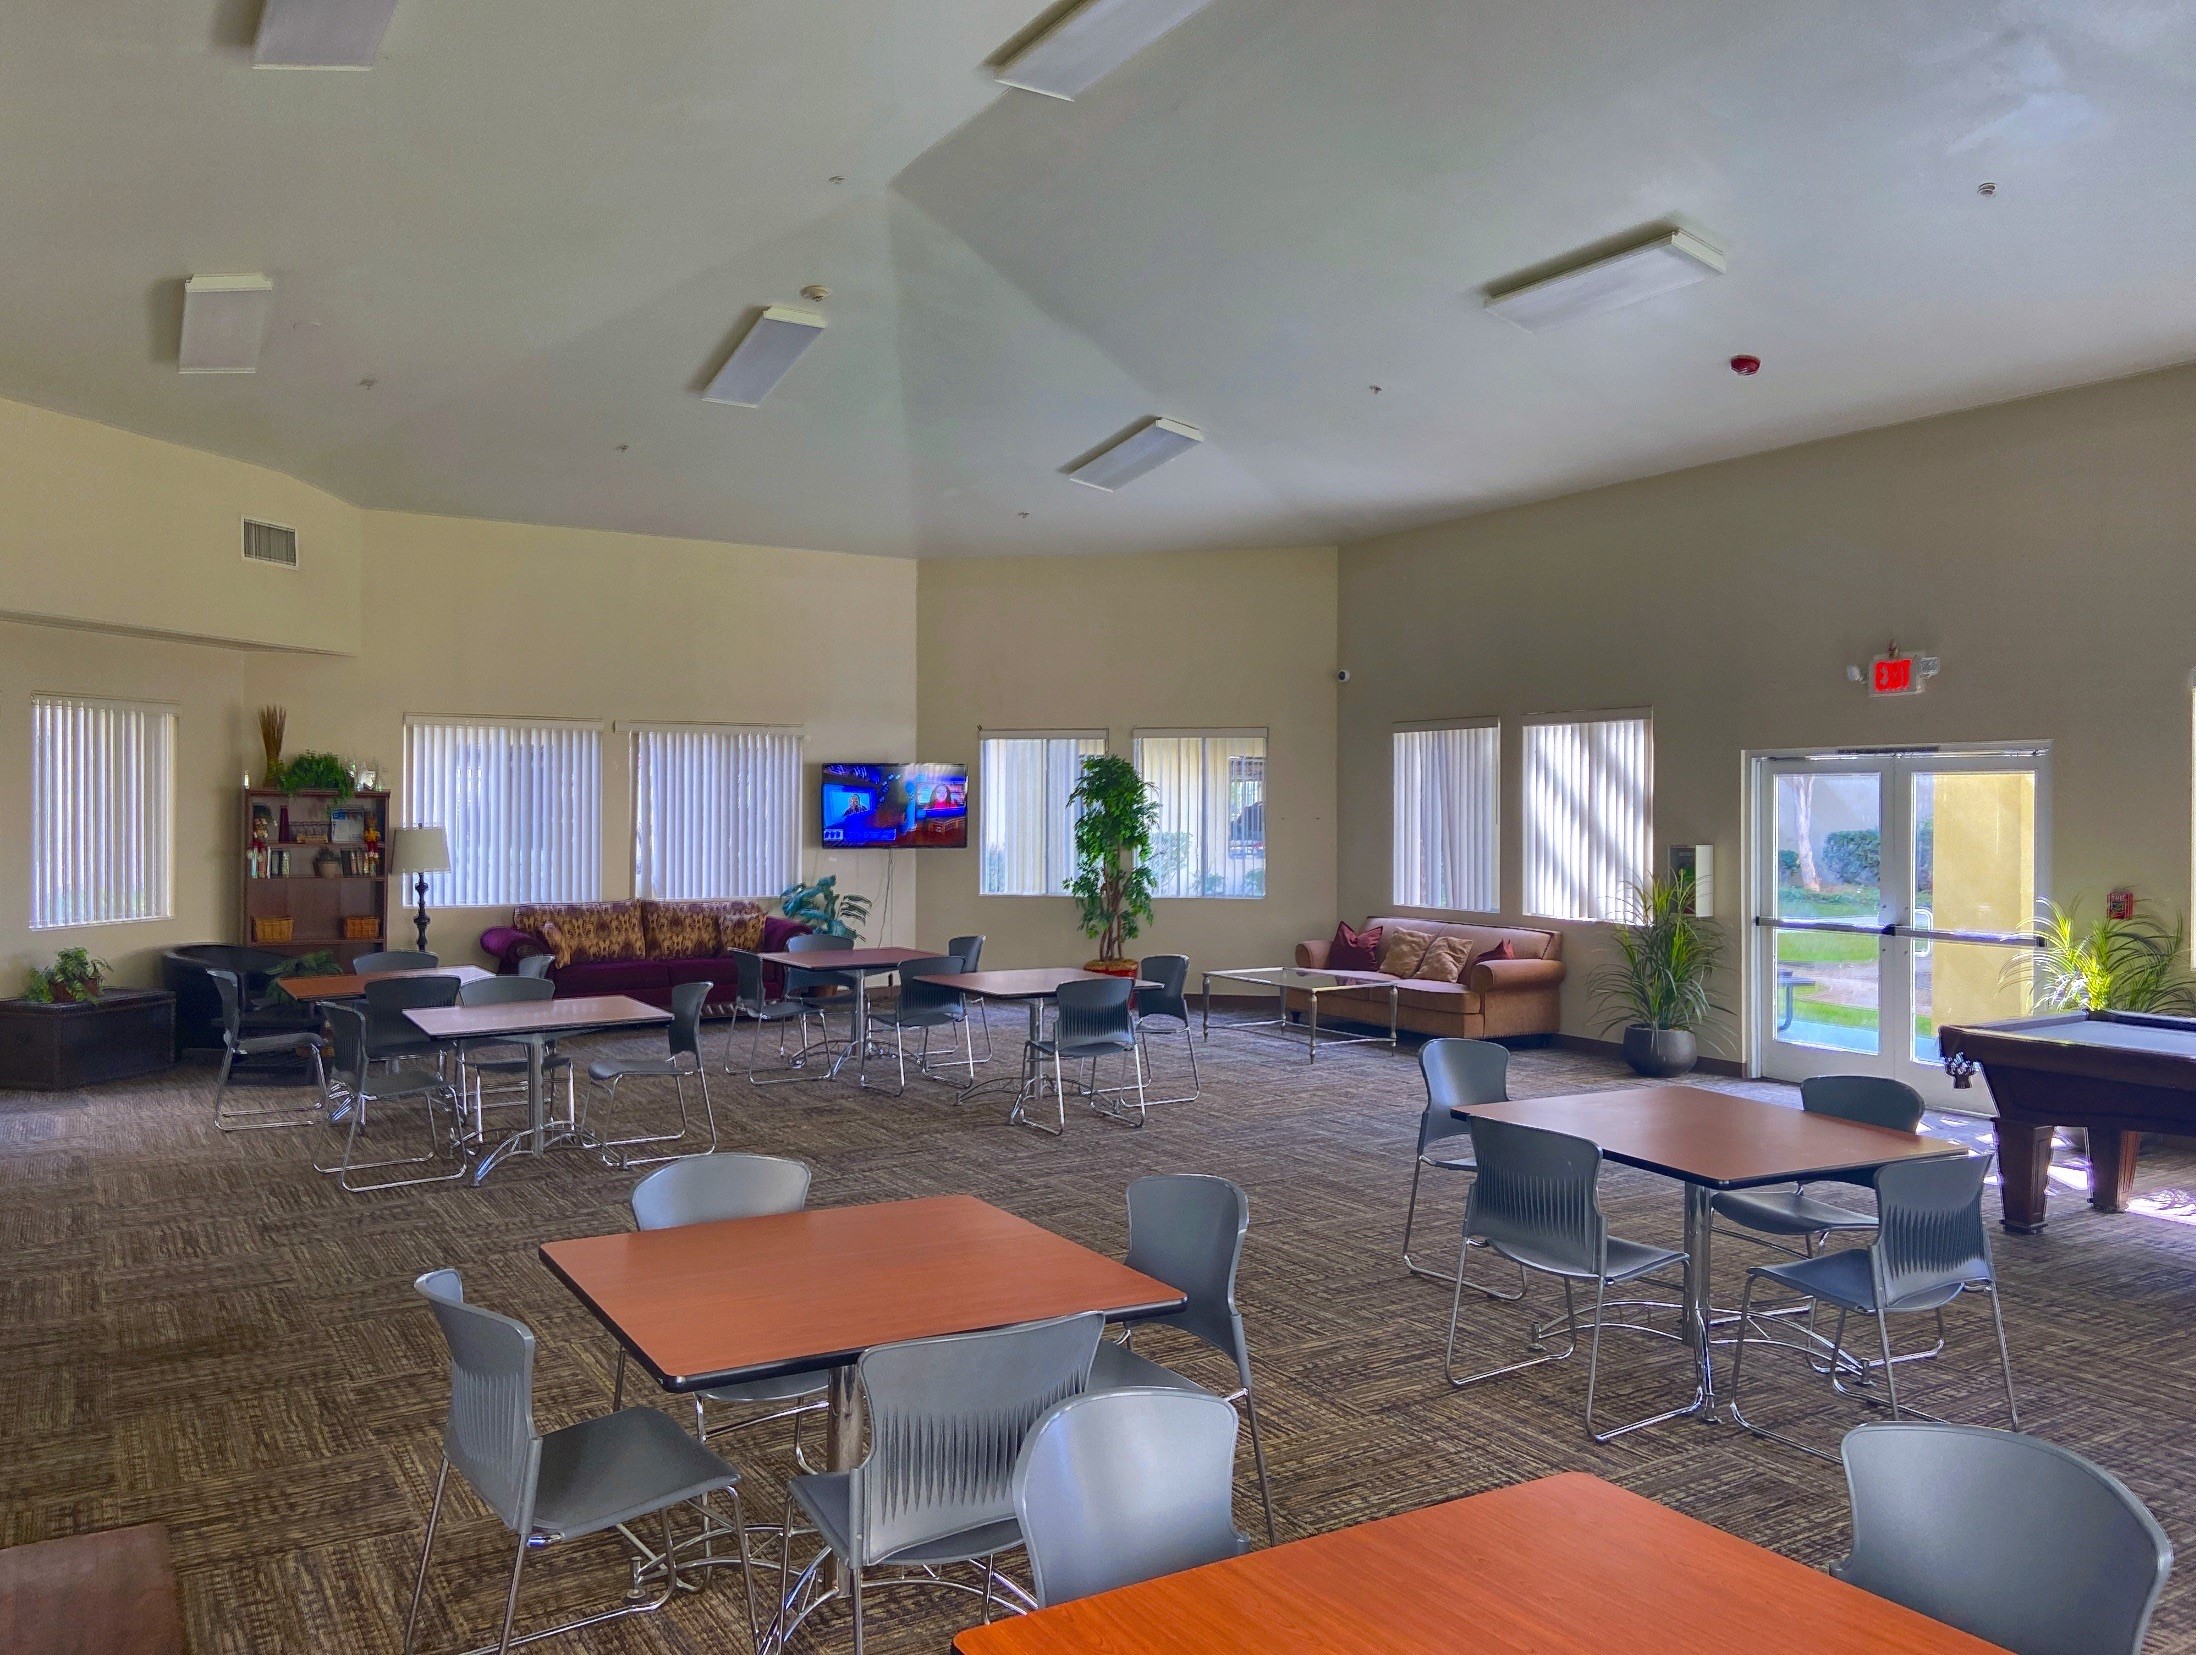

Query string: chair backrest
[1840,1423,2172,1655]
[631,1152,812,1231]
[1870,1154,1995,1309]
[364,972,462,1044]
[1418,1038,1507,1153]
[1136,955,1191,1021]
[1015,1388,1241,1608]
[459,975,554,1007]
[1802,1074,1924,1132]
[1122,1174,1251,1381]
[516,953,555,980]
[1463,1116,1606,1277]
[893,955,962,1017]
[414,1269,542,1536]
[668,980,709,1060]
[206,967,246,1046]
[726,948,778,1012]
[947,934,985,972]
[854,1312,1103,1566]
[356,950,439,972]
[324,1002,370,1092]
[1054,976,1134,1046]
[785,931,851,997]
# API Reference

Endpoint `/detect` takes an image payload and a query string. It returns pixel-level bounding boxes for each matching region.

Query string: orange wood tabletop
[1454,1085,1965,1190]
[754,945,940,971]
[0,1522,186,1655]
[914,968,1152,999]
[407,993,669,1041]
[277,963,493,1000]
[953,1473,2005,1655]
[540,1193,1186,1391]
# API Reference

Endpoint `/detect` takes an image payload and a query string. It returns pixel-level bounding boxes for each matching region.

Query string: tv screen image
[820,763,969,849]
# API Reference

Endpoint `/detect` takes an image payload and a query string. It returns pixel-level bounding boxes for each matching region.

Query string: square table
[912,969,1158,1131]
[1200,966,1399,1060]
[1450,1085,1965,1421]
[277,962,493,1000]
[756,945,942,1081]
[408,993,670,1183]
[952,1472,2003,1653]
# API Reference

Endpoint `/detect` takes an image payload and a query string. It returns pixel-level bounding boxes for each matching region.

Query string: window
[1134,731,1266,899]
[29,696,174,928]
[1393,723,1500,912]
[1522,712,1652,921]
[981,733,1104,895]
[403,718,602,905]
[632,725,801,900]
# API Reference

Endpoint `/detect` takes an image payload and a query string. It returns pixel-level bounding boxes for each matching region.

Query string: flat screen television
[820,762,969,849]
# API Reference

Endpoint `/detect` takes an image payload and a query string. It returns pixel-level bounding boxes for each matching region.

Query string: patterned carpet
[5,1015,2196,1653]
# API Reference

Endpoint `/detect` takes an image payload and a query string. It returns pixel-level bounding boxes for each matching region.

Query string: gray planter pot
[1622,1024,1698,1078]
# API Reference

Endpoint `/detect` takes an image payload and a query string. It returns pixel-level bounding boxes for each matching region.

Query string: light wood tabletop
[1453,1084,1964,1190]
[406,993,670,1042]
[754,945,940,971]
[914,967,1150,999]
[953,1472,2005,1654]
[276,963,493,1001]
[539,1193,1185,1391]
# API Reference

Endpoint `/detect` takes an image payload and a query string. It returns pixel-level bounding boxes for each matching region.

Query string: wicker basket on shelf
[251,916,293,943]
[342,916,381,941]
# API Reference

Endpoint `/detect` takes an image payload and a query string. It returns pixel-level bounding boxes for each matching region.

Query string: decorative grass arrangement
[1592,871,1726,1036]
[2018,901,2196,1015]
[258,705,286,781]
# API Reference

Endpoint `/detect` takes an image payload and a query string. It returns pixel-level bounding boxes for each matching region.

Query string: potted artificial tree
[1067,754,1157,974]
[1594,871,1724,1077]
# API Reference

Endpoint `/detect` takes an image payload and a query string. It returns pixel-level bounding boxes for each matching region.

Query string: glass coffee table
[1201,967,1400,1061]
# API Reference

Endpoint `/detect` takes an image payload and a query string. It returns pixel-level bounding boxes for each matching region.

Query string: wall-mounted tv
[820,762,969,849]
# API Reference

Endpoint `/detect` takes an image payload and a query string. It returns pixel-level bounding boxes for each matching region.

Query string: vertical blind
[1392,723,1500,912]
[1134,732,1266,899]
[1522,713,1653,921]
[632,726,801,900]
[404,718,602,906]
[981,733,1104,895]
[29,696,174,929]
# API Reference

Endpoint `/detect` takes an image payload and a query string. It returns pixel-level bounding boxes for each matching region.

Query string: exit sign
[1869,652,1936,696]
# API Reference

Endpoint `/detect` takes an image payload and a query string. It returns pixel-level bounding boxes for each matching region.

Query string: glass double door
[1754,750,2045,1106]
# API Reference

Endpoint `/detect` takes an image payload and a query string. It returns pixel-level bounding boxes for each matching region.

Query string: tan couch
[1290,916,1567,1041]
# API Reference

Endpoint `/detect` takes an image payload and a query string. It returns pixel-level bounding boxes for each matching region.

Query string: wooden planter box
[0,990,176,1091]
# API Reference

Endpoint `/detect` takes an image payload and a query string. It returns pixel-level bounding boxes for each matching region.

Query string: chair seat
[234,1031,326,1057]
[742,1000,812,1024]
[1713,1184,1877,1236]
[531,1405,737,1544]
[587,1055,696,1082]
[361,1070,452,1102]
[871,1006,958,1031]
[1751,1246,1982,1315]
[1420,1149,1476,1172]
[468,1054,574,1077]
[1032,1032,1138,1060]
[699,1369,830,1408]
[1490,1233,1684,1285]
[1088,1337,1213,1399]
[789,1470,1023,1570]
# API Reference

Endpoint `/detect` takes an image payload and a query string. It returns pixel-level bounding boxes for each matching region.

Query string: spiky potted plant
[778,874,872,941]
[1067,754,1158,972]
[1593,871,1725,1077]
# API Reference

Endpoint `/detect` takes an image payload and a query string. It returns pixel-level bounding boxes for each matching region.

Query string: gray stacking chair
[1404,1038,1524,1296]
[355,949,439,972]
[451,976,574,1146]
[1022,975,1146,1133]
[861,954,974,1093]
[1014,1388,1249,1608]
[1444,1116,1692,1444]
[773,1312,1105,1655]
[516,952,554,980]
[583,980,717,1168]
[207,967,328,1131]
[312,1002,467,1192]
[1836,1423,2170,1655]
[1729,1152,2016,1458]
[1133,955,1199,1106]
[945,934,991,1061]
[1086,1175,1277,1545]
[403,1269,750,1655]
[784,932,856,1061]
[724,948,833,1084]
[1713,1075,1924,1254]
[363,972,461,1066]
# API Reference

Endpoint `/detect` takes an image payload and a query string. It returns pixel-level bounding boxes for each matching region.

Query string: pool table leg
[1994,1121,2053,1234]
[2086,1127,2141,1214]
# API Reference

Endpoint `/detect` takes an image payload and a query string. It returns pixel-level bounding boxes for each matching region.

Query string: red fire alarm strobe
[2107,889,2137,921]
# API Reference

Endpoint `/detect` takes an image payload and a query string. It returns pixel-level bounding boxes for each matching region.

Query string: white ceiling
[4,0,2194,557]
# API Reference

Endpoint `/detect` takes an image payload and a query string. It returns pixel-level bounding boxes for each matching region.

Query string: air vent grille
[242,519,298,567]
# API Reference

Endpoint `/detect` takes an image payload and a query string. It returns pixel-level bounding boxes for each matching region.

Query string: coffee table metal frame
[1201,966,1399,1061]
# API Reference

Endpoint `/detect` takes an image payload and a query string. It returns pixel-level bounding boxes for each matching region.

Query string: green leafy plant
[1591,872,1726,1036]
[265,749,356,796]
[22,947,113,1004]
[1067,754,1158,963]
[2020,901,2196,1015]
[779,874,872,941]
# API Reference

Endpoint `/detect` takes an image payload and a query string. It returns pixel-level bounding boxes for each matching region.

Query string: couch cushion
[720,909,767,953]
[1328,920,1384,973]
[1377,927,1437,977]
[1366,917,1558,962]
[641,901,723,960]
[513,902,648,965]
[1413,935,1480,982]
[1395,981,1483,1015]
[555,958,671,997]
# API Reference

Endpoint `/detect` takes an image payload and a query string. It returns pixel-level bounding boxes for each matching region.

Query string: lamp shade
[389,826,451,876]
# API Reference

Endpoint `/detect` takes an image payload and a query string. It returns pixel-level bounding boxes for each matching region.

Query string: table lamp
[389,826,450,952]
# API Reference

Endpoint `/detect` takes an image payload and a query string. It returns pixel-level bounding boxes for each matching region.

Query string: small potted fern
[1593,871,1725,1077]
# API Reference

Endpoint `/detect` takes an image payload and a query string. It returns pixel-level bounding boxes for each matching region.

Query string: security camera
[1336,669,1351,682]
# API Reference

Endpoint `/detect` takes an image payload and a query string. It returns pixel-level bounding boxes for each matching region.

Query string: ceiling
[4,0,2194,557]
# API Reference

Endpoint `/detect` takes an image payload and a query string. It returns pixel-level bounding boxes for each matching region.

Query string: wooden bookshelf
[238,788,392,965]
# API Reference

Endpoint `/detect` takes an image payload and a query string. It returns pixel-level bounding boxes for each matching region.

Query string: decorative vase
[1622,1024,1697,1078]
[314,848,344,879]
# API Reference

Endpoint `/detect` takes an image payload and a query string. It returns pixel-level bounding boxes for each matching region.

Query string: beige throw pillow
[1377,927,1436,978]
[1412,935,1481,982]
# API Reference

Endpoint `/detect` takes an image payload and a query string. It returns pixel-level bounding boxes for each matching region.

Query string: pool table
[1940,1011,2196,1232]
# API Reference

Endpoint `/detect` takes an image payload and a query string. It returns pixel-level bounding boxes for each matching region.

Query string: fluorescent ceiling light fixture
[254,0,402,67]
[701,306,827,407]
[1485,230,1725,331]
[1066,417,1203,490]
[996,0,1216,100]
[178,275,274,374]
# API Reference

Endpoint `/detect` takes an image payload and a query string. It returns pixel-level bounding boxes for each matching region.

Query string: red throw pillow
[1485,940,1515,961]
[1328,921,1384,972]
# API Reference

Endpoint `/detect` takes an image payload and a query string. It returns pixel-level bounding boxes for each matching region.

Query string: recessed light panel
[1485,231,1725,331]
[702,307,828,407]
[996,0,1216,100]
[254,0,402,67]
[179,276,274,374]
[1066,417,1203,490]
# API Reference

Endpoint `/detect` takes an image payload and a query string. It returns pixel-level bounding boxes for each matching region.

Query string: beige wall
[916,547,1340,978]
[1339,361,2196,1058]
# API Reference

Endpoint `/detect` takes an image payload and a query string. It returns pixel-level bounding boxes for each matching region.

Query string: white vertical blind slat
[30,696,173,929]
[404,719,602,906]
[1522,715,1652,922]
[632,727,800,899]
